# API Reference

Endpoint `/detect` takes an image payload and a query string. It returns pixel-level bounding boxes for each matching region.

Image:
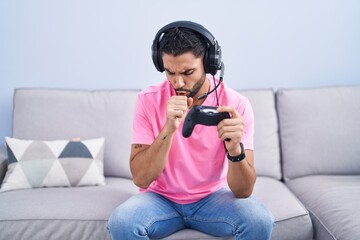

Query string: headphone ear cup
[157,49,164,72]
[204,43,220,75]
[203,46,210,74]
[151,42,165,72]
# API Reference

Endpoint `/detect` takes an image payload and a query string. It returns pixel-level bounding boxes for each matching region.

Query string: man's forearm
[130,125,175,189]
[227,150,256,198]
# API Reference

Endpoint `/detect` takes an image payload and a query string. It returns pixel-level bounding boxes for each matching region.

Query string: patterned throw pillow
[0,137,106,192]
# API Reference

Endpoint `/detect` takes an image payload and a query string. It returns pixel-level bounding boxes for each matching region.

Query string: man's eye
[183,71,193,76]
[166,71,175,76]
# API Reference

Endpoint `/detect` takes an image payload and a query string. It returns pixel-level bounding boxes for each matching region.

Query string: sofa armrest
[0,145,8,185]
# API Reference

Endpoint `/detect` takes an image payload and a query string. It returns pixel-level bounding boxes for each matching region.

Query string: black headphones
[151,21,222,76]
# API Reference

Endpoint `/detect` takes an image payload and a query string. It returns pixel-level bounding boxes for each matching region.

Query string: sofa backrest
[12,88,138,178]
[239,89,282,180]
[277,86,360,181]
[12,88,282,180]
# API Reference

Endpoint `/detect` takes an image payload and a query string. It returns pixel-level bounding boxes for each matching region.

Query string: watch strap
[226,142,246,162]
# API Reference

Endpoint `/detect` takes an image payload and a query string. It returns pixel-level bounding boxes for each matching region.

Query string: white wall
[1,0,360,145]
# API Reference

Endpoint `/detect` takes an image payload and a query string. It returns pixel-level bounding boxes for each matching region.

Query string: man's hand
[216,106,244,156]
[166,96,193,132]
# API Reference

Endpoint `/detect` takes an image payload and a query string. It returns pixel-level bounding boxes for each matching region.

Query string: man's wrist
[226,142,242,156]
[226,143,246,162]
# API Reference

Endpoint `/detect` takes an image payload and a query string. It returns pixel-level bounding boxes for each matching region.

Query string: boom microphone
[198,62,225,100]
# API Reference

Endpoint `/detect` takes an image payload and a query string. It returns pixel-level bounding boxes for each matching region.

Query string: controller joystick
[182,105,230,138]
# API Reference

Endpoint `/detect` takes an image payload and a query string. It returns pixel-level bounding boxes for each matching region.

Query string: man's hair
[159,27,208,58]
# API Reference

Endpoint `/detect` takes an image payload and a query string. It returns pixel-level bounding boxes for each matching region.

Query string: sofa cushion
[0,177,138,240]
[0,176,312,240]
[12,88,139,178]
[239,89,281,180]
[252,177,312,240]
[162,177,312,240]
[1,137,105,192]
[277,86,360,180]
[287,175,360,240]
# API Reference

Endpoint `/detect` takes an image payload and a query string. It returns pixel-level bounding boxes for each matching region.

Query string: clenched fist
[166,96,193,132]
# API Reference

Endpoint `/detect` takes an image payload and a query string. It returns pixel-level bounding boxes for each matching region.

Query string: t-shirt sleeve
[131,95,155,145]
[237,97,255,150]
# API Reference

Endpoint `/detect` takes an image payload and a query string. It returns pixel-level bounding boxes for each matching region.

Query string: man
[108,21,274,239]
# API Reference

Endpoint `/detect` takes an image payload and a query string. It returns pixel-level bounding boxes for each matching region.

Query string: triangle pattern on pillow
[59,157,93,186]
[20,159,55,187]
[0,163,32,192]
[42,160,71,187]
[82,138,104,160]
[44,140,69,158]
[5,137,33,161]
[6,145,18,164]
[59,142,93,159]
[78,160,105,186]
[94,141,105,161]
[21,141,56,161]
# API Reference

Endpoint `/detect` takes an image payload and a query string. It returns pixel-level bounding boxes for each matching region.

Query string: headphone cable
[213,74,219,106]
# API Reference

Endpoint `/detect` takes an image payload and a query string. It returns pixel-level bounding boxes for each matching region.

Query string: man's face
[162,52,207,99]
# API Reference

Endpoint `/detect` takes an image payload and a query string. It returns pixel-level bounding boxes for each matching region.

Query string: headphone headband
[151,20,222,75]
[153,21,217,46]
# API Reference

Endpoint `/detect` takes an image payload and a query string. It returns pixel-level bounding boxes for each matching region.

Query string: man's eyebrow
[181,68,195,74]
[164,68,174,74]
[164,68,195,75]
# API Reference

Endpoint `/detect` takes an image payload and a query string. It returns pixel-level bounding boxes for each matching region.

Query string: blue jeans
[107,188,274,240]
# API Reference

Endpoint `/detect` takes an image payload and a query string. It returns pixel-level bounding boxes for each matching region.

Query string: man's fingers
[216,106,244,143]
[217,106,239,118]
[187,97,193,109]
[218,124,243,139]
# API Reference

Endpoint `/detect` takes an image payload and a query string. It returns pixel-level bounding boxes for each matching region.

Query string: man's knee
[239,205,274,239]
[252,209,274,235]
[108,207,125,231]
[107,205,147,239]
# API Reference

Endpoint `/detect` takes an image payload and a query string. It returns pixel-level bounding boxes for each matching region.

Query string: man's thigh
[185,188,274,238]
[108,192,185,239]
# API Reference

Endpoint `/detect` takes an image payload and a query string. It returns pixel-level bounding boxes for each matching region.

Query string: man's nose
[173,75,185,88]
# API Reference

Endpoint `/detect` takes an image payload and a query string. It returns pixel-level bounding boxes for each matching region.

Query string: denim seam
[189,215,238,229]
[144,212,182,232]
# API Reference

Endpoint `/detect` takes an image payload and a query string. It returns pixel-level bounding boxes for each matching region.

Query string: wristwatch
[226,142,246,162]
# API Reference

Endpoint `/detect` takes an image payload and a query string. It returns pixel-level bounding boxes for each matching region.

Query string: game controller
[182,105,231,138]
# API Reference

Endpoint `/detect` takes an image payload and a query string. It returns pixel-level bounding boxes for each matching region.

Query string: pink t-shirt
[131,77,254,204]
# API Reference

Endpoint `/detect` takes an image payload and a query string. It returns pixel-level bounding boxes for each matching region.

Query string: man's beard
[175,75,206,98]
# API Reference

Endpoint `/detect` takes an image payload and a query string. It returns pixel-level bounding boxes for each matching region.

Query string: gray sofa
[0,85,359,240]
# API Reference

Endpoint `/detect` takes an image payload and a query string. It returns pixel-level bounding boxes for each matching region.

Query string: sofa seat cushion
[0,176,311,240]
[0,177,138,240]
[253,177,312,240]
[287,175,360,240]
[161,177,312,240]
